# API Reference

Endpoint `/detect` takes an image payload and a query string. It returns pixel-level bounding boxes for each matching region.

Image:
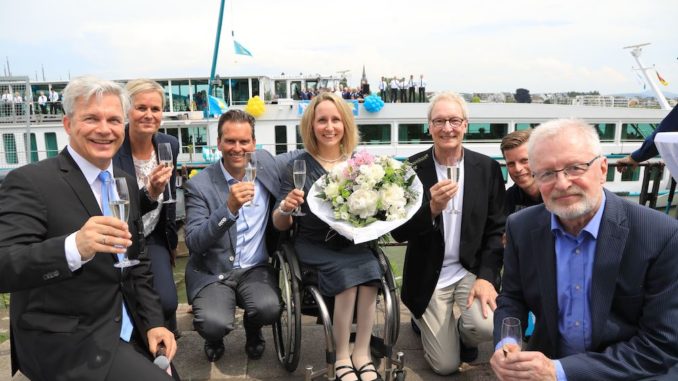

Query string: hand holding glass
[291,159,306,216]
[243,152,258,207]
[500,317,522,357]
[108,177,140,268]
[445,159,460,214]
[157,143,176,204]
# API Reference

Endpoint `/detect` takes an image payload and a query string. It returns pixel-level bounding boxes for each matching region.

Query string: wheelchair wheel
[272,250,302,372]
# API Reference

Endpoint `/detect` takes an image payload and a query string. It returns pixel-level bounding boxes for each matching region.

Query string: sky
[1,0,677,95]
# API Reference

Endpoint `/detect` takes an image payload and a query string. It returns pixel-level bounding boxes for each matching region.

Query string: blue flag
[209,95,228,117]
[234,40,252,56]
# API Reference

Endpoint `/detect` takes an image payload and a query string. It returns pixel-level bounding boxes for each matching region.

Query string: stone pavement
[0,303,498,381]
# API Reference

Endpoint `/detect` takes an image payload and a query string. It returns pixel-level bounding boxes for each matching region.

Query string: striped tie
[98,171,134,342]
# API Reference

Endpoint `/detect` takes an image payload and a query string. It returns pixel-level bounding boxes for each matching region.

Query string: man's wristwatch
[278,200,294,216]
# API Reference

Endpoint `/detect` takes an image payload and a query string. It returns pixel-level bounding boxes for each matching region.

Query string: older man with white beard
[491,119,678,381]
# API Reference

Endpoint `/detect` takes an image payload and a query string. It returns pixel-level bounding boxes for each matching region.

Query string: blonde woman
[113,79,180,336]
[273,92,383,381]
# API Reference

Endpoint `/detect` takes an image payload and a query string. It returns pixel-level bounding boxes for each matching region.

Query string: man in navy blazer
[616,104,677,171]
[183,109,287,363]
[492,119,678,381]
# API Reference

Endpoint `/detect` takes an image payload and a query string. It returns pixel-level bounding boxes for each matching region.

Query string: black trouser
[147,233,178,324]
[192,265,281,343]
[419,87,426,102]
[408,87,415,102]
[390,88,397,103]
[105,340,180,380]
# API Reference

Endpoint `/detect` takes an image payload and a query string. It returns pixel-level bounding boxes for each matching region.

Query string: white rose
[324,181,340,199]
[360,163,385,184]
[347,188,379,219]
[379,183,406,211]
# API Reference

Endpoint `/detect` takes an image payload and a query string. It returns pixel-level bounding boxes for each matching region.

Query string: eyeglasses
[532,155,601,184]
[430,117,465,129]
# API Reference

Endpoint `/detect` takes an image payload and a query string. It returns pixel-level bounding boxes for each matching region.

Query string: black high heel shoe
[335,364,358,380]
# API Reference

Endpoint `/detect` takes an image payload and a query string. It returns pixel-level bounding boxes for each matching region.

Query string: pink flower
[349,150,374,167]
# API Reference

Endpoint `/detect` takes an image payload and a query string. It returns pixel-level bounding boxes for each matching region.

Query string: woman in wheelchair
[273,92,384,381]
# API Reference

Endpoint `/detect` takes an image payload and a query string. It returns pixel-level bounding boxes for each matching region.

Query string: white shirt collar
[67,145,114,186]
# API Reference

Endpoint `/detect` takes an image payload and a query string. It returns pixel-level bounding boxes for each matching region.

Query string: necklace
[314,153,345,163]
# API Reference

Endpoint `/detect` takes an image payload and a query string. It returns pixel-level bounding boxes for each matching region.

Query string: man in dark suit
[492,119,678,381]
[0,76,177,380]
[392,92,506,375]
[183,109,284,362]
[616,104,678,172]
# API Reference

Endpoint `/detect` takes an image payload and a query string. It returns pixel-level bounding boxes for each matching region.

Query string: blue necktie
[98,171,134,342]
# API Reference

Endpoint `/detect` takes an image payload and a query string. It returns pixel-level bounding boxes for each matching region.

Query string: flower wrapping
[307,151,423,244]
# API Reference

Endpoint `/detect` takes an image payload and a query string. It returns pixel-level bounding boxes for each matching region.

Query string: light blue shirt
[551,192,606,381]
[220,164,270,269]
[64,145,113,271]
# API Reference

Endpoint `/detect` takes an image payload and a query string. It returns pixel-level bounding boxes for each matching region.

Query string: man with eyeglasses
[491,119,678,381]
[392,92,506,375]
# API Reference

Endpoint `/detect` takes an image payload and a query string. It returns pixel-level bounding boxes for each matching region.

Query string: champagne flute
[157,142,176,204]
[108,177,140,268]
[291,159,306,216]
[445,159,461,214]
[243,151,258,207]
[500,317,522,357]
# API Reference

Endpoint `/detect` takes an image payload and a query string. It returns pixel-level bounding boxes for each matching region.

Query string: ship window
[398,123,431,144]
[606,167,615,182]
[516,123,539,131]
[191,80,209,112]
[2,134,18,164]
[358,124,391,145]
[274,80,287,100]
[620,167,640,181]
[44,132,58,158]
[251,78,260,98]
[157,81,170,112]
[466,123,507,141]
[275,125,287,155]
[24,133,38,162]
[291,81,302,100]
[593,123,615,142]
[296,125,303,150]
[621,123,657,141]
[163,127,179,141]
[230,79,249,105]
[180,126,208,154]
[171,80,190,112]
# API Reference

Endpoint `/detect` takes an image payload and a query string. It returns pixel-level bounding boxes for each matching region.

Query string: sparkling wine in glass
[243,151,258,207]
[292,159,306,216]
[500,317,522,357]
[445,159,461,214]
[157,142,176,204]
[108,177,139,268]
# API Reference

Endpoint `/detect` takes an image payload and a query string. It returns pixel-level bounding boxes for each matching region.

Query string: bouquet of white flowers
[307,150,422,243]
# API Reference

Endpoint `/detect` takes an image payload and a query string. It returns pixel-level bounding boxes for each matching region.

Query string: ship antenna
[208,0,227,101]
[623,43,671,110]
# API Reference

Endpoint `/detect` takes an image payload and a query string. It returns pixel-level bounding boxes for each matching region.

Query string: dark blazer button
[114,315,121,322]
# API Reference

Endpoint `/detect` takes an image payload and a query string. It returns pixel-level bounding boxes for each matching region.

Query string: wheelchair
[271,238,406,381]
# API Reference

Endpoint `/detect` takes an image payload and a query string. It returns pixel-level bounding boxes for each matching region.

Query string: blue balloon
[363,94,385,113]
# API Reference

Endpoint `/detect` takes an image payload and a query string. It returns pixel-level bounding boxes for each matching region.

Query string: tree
[514,88,532,103]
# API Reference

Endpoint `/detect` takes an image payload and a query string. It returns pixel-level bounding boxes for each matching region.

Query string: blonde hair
[125,79,165,109]
[299,92,359,155]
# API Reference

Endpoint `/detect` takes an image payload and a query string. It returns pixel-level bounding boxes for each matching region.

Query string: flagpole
[209,0,226,103]
[624,43,670,110]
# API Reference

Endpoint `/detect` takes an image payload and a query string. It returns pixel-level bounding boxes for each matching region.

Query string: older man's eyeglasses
[430,117,465,129]
[532,156,601,184]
